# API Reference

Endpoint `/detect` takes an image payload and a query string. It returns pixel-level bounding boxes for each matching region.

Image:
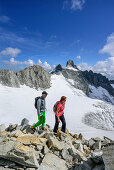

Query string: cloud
[77,55,81,59]
[38,59,56,72]
[0,27,60,53]
[1,47,21,57]
[63,0,85,11]
[3,58,55,72]
[99,33,114,57]
[71,0,85,10]
[4,57,34,66]
[0,16,10,23]
[78,57,114,80]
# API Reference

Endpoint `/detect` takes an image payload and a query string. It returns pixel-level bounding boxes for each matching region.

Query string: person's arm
[56,107,60,123]
[37,98,41,117]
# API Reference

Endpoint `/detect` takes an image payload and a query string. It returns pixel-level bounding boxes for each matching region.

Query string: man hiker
[32,91,48,131]
[53,96,66,133]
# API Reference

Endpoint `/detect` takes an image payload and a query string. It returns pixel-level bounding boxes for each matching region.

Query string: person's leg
[41,112,46,128]
[33,113,42,128]
[60,114,66,133]
[53,116,59,133]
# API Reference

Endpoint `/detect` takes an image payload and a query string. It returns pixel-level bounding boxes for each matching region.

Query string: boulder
[0,140,39,168]
[21,118,29,126]
[6,124,17,132]
[0,124,5,132]
[92,140,101,150]
[39,153,67,170]
[61,148,73,162]
[88,138,95,148]
[102,145,114,170]
[45,133,63,151]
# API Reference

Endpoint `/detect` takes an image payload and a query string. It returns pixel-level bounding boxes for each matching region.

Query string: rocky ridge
[0,65,51,89]
[0,118,114,170]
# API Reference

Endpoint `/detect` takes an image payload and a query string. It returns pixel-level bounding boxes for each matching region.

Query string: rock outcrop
[110,80,114,84]
[53,60,89,95]
[16,65,51,89]
[0,70,20,87]
[82,70,114,97]
[102,144,114,170]
[0,118,113,169]
[0,65,51,89]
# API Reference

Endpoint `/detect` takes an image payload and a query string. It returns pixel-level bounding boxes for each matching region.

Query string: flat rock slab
[39,153,67,170]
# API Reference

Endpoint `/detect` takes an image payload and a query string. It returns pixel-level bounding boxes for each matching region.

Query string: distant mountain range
[0,59,114,104]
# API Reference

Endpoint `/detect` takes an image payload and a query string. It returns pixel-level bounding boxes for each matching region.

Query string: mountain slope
[0,74,114,140]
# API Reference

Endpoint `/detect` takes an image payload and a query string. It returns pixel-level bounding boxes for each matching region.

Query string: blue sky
[0,0,114,78]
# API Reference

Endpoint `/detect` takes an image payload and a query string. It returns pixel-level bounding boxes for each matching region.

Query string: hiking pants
[53,114,66,133]
[33,112,46,128]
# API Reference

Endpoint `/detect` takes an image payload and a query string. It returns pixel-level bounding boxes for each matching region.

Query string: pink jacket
[55,102,65,116]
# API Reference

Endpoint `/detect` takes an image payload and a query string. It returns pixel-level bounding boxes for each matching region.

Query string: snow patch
[89,85,114,105]
[0,74,114,140]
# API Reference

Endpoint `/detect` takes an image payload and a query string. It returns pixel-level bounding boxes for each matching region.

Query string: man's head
[42,91,48,98]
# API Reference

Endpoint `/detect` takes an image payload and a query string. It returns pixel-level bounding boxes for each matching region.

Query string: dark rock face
[0,65,51,89]
[66,59,79,70]
[0,70,20,87]
[110,80,114,84]
[55,64,63,72]
[62,68,89,95]
[52,60,89,95]
[16,65,51,89]
[82,70,114,97]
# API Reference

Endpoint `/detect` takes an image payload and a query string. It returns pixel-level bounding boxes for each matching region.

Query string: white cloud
[1,47,21,57]
[99,33,114,57]
[77,55,81,59]
[71,0,85,10]
[4,58,34,66]
[0,16,10,23]
[78,57,114,80]
[63,0,85,11]
[38,59,56,72]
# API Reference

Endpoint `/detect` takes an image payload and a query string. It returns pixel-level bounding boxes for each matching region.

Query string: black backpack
[35,97,41,109]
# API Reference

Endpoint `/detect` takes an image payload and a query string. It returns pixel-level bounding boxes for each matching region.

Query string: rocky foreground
[0,118,114,170]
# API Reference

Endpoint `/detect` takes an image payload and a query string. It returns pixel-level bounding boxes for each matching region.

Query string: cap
[42,91,48,96]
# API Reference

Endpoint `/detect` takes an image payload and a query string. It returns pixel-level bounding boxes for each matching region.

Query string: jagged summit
[0,65,51,89]
[66,59,79,70]
[55,64,63,72]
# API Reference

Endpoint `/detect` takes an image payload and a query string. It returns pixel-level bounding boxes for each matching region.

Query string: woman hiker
[32,91,48,131]
[53,96,67,133]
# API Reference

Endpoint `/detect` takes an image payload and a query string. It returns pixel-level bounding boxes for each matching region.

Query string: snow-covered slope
[111,84,114,88]
[89,85,114,105]
[0,74,114,140]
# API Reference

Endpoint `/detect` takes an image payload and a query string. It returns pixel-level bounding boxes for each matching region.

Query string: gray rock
[0,65,51,89]
[38,153,67,170]
[0,124,5,132]
[66,60,79,70]
[82,70,114,97]
[74,162,92,170]
[92,156,104,164]
[61,148,73,162]
[93,140,101,150]
[21,118,29,126]
[0,141,39,168]
[93,164,105,170]
[88,138,95,148]
[6,124,17,132]
[0,70,20,87]
[16,65,51,89]
[102,145,114,170]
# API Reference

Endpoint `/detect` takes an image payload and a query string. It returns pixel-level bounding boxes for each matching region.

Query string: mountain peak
[66,60,75,67]
[66,59,79,70]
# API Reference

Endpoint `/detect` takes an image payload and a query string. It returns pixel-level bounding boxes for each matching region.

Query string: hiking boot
[42,127,47,130]
[31,126,36,132]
